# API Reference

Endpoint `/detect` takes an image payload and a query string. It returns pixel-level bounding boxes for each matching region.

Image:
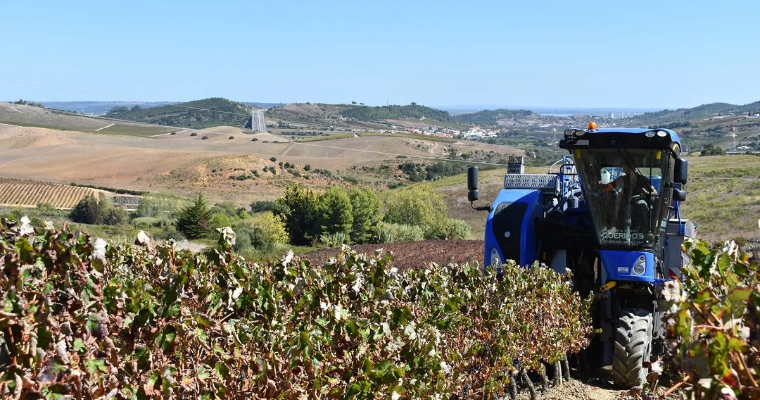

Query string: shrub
[69,194,102,224]
[700,143,726,156]
[250,200,278,214]
[35,202,56,214]
[376,221,425,243]
[135,195,184,219]
[270,156,277,162]
[233,211,288,252]
[426,218,472,240]
[211,212,231,229]
[319,231,347,247]
[131,216,164,228]
[101,206,127,226]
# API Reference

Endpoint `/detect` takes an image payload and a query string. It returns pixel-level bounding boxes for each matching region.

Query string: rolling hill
[104,97,252,129]
[339,103,453,122]
[0,101,175,136]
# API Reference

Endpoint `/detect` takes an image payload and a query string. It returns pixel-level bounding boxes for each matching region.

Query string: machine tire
[612,308,652,388]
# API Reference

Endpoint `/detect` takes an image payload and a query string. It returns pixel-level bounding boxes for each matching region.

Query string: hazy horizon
[3,1,760,110]
[26,99,668,117]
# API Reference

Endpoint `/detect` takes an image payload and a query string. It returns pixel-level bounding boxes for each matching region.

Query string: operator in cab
[603,164,657,198]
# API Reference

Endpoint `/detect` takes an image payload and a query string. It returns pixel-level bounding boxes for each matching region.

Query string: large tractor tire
[612,308,652,388]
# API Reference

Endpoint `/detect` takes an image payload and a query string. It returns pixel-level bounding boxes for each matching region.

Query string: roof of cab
[586,128,681,147]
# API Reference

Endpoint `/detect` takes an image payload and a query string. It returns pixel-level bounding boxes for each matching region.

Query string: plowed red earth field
[303,239,485,270]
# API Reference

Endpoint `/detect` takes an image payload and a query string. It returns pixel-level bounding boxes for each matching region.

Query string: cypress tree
[176,194,214,240]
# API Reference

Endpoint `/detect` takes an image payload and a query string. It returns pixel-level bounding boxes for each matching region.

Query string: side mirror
[467,166,480,201]
[674,188,687,202]
[467,166,479,191]
[674,158,688,184]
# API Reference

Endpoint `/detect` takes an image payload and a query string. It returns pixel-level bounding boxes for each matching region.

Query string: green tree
[102,207,127,225]
[383,185,448,228]
[233,211,287,253]
[135,195,183,219]
[176,194,214,239]
[274,184,319,245]
[348,187,382,243]
[70,195,126,226]
[69,194,103,224]
[316,186,353,240]
[700,143,726,156]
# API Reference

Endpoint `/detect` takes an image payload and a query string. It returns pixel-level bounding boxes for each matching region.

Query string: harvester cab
[466,122,695,388]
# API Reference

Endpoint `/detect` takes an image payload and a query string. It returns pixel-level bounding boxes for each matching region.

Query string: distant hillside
[0,101,173,136]
[631,101,760,126]
[243,102,286,108]
[340,103,453,122]
[105,97,250,129]
[268,103,354,124]
[454,109,535,126]
[40,101,175,115]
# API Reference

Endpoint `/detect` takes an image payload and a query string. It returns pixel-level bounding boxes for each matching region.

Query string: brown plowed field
[303,239,485,269]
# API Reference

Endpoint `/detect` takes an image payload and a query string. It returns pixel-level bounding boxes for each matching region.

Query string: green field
[357,132,456,143]
[95,123,176,136]
[294,132,458,144]
[680,154,760,244]
[431,155,760,246]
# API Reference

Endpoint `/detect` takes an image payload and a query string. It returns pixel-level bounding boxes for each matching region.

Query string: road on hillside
[253,109,267,132]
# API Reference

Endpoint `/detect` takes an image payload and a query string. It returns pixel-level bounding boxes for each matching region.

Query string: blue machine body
[481,126,687,287]
[472,125,692,384]
[483,189,542,268]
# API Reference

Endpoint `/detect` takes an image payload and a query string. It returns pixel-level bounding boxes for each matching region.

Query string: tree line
[66,183,471,255]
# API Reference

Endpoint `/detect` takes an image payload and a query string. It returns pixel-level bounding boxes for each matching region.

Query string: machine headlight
[656,130,668,137]
[632,255,646,275]
[564,129,574,138]
[490,248,502,267]
[574,129,586,137]
[644,131,655,138]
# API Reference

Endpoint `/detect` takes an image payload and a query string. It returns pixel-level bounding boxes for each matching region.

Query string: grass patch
[0,120,93,132]
[357,132,456,143]
[96,124,175,136]
[293,132,458,144]
[680,154,760,243]
[420,155,760,246]
[295,133,355,142]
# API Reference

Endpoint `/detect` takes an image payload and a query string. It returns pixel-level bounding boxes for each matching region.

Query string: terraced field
[0,179,95,208]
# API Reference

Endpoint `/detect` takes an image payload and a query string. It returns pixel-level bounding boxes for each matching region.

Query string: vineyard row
[0,181,94,208]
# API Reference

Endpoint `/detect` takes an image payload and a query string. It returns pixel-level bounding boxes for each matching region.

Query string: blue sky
[2,0,758,109]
